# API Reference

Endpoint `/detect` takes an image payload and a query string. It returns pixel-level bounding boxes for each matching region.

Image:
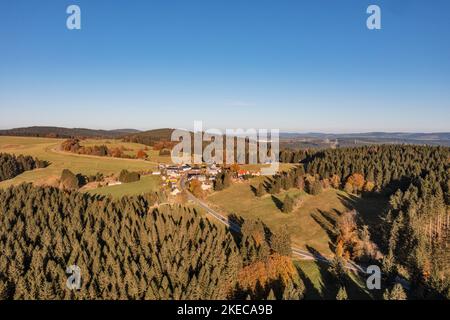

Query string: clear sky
[0,0,449,132]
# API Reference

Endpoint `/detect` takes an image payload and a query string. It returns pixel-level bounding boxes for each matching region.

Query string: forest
[0,153,48,182]
[282,145,450,298]
[0,184,302,300]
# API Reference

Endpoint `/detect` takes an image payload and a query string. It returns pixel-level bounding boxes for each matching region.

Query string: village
[153,162,262,196]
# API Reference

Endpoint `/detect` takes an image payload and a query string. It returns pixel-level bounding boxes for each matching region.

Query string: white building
[108,181,122,186]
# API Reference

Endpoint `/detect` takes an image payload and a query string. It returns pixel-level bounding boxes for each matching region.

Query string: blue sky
[0,0,449,132]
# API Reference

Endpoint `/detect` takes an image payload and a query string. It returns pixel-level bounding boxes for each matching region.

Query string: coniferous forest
[0,184,302,300]
[302,145,450,298]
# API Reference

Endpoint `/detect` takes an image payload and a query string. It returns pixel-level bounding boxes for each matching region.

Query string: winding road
[180,176,367,274]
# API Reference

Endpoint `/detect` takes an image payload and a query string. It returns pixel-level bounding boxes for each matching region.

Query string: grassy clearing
[0,136,163,189]
[295,260,373,300]
[207,177,353,256]
[239,163,296,172]
[87,175,161,198]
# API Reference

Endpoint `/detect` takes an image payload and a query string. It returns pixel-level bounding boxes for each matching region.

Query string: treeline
[261,145,448,199]
[122,128,177,147]
[61,139,148,159]
[303,145,449,194]
[0,126,138,139]
[382,173,450,299]
[294,145,449,298]
[256,166,324,199]
[0,184,303,300]
[0,153,48,182]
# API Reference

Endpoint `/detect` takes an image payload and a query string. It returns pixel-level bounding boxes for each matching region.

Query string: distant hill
[0,126,142,139]
[2,126,448,147]
[280,132,450,141]
[279,132,450,148]
[122,128,180,146]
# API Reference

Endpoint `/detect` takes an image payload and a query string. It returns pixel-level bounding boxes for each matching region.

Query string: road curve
[180,176,366,273]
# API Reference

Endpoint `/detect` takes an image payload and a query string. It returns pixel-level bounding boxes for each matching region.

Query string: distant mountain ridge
[0,126,142,138]
[1,126,449,147]
[280,132,450,141]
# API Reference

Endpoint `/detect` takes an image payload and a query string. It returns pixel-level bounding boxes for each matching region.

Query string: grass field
[207,177,362,256]
[87,175,161,198]
[0,136,168,193]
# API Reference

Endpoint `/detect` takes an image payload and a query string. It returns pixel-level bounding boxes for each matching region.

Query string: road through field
[180,175,367,273]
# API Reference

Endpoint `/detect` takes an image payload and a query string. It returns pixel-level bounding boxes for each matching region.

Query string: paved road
[180,176,366,274]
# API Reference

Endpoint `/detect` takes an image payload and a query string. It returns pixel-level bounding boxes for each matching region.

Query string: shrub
[159,149,171,156]
[306,180,323,195]
[60,169,80,190]
[119,170,140,183]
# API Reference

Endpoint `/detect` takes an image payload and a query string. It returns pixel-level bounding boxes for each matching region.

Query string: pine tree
[383,283,407,300]
[267,289,276,300]
[282,194,294,213]
[256,183,265,197]
[336,286,348,300]
[270,226,292,256]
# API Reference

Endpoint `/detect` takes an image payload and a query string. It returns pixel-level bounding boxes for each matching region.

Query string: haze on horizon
[0,0,449,132]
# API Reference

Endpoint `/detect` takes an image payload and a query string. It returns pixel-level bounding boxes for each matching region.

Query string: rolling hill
[0,126,141,139]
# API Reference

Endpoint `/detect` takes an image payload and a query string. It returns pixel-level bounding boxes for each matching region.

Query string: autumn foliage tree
[136,149,147,159]
[189,179,204,199]
[344,173,365,194]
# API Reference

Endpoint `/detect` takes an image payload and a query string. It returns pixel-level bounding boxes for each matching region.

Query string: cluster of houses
[151,162,262,196]
[155,163,222,195]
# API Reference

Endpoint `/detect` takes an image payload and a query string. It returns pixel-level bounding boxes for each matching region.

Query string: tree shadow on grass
[250,185,257,196]
[295,263,322,300]
[302,257,372,299]
[271,195,283,211]
[310,210,339,246]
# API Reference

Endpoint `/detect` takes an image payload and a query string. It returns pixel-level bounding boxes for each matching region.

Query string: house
[238,169,250,177]
[188,174,206,182]
[152,171,161,175]
[207,164,220,175]
[107,181,122,186]
[167,170,180,177]
[181,164,192,172]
